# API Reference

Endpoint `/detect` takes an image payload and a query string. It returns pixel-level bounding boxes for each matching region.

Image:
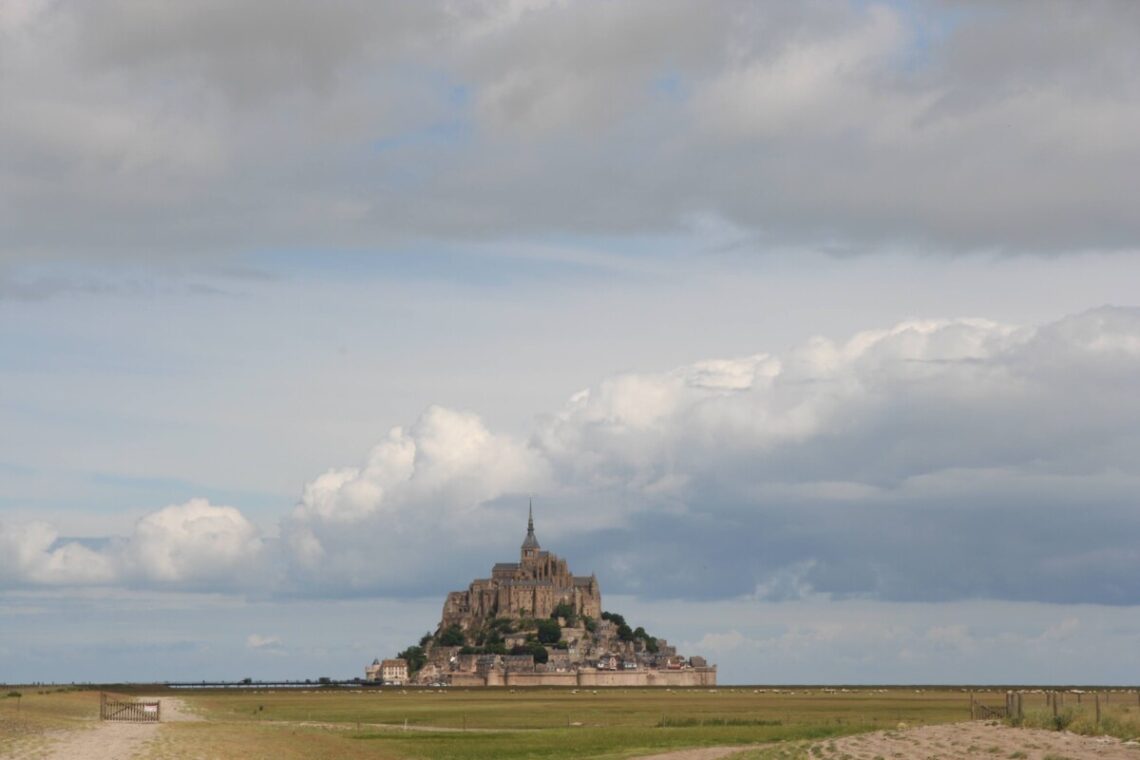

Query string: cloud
[277,306,1140,606]
[246,633,284,651]
[0,499,263,590]
[283,405,550,593]
[3,308,1140,607]
[0,521,117,585]
[537,307,1140,605]
[692,629,750,655]
[624,596,1140,683]
[123,499,263,586]
[4,1,1140,259]
[696,4,910,139]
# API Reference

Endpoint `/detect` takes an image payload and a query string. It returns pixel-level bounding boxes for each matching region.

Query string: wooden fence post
[970,691,975,720]
[1052,692,1058,719]
[1095,693,1101,726]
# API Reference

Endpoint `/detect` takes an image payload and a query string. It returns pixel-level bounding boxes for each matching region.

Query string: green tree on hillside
[601,611,626,627]
[536,619,562,644]
[397,645,427,674]
[551,602,577,625]
[438,624,465,647]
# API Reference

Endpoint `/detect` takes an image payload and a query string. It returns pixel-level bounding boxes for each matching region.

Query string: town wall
[647,668,717,687]
[446,667,716,688]
[503,671,579,687]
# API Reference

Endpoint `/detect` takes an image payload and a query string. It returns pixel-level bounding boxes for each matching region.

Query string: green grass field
[4,686,1137,760]
[171,685,968,759]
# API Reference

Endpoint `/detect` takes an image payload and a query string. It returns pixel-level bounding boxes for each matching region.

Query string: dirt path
[3,697,200,760]
[637,723,1140,760]
[636,748,750,760]
[38,722,157,760]
[810,721,1140,760]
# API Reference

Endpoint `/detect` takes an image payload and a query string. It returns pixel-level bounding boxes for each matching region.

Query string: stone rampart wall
[449,672,486,687]
[503,671,579,687]
[445,667,716,688]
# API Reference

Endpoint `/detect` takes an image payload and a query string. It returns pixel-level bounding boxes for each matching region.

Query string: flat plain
[2,686,1138,759]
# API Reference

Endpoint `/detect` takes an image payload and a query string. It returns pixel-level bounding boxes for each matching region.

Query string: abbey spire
[521,499,540,559]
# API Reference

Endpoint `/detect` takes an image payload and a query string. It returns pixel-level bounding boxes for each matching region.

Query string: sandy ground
[3,697,199,760]
[807,721,1140,760]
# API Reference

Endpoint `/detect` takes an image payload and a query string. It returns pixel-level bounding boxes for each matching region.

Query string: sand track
[808,721,1140,760]
[638,723,1140,760]
[2,697,199,760]
[637,748,751,760]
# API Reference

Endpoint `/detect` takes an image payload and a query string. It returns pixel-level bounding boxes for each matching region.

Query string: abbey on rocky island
[370,504,717,688]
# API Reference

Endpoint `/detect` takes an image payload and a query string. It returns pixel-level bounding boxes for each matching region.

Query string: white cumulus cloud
[124,499,263,585]
[0,499,263,590]
[283,405,550,592]
[0,521,116,585]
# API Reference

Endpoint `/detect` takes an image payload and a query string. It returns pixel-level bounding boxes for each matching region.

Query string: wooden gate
[975,703,1007,719]
[100,692,160,722]
[969,691,1016,720]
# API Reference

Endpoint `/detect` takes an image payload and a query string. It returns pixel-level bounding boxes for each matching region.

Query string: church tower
[521,500,540,562]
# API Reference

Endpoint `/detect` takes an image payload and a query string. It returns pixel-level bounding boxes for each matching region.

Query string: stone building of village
[365,658,409,685]
[368,505,717,687]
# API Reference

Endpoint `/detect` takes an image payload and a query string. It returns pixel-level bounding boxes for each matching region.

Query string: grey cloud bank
[3,1,1140,257]
[4,308,1138,609]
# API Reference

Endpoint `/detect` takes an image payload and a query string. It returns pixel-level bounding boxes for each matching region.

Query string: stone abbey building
[440,505,602,630]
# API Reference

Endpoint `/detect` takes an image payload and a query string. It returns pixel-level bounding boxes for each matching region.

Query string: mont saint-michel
[368,506,717,687]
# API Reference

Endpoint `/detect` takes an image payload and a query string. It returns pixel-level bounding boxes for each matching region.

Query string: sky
[2,0,1140,685]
